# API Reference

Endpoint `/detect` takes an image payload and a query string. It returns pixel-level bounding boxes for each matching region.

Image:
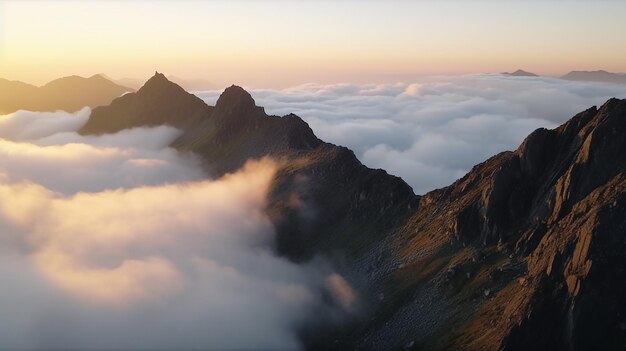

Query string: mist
[196,74,626,194]
[0,109,354,349]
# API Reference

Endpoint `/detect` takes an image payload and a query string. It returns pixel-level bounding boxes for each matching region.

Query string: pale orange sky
[1,0,626,88]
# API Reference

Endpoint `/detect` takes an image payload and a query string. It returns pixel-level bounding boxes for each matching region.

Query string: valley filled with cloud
[0,109,351,349]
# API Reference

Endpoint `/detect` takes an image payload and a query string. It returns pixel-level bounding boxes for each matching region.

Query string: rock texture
[345,98,626,351]
[79,73,626,350]
[0,74,132,114]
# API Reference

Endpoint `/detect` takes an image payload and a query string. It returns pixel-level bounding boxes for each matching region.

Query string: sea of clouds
[197,74,626,194]
[0,109,354,349]
[2,74,626,348]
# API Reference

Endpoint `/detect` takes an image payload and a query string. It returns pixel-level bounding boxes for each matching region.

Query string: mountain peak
[214,85,256,112]
[503,69,538,77]
[79,72,210,135]
[141,71,172,88]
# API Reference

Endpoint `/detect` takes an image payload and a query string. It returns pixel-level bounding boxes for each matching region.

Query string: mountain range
[0,74,132,115]
[75,72,626,350]
[500,69,626,85]
[562,70,626,85]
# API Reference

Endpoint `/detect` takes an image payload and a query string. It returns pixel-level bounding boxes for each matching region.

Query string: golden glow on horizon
[1,0,626,87]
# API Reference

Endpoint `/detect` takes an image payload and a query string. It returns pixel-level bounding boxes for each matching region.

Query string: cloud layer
[198,75,626,194]
[0,109,352,349]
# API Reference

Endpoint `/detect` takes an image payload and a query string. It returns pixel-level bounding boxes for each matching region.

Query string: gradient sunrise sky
[1,0,625,88]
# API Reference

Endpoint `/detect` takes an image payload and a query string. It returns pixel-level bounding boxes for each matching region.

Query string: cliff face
[349,99,626,350]
[0,74,131,114]
[78,73,626,350]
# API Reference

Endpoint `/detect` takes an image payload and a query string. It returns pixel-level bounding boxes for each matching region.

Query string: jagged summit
[217,85,255,105]
[138,71,186,93]
[80,74,325,172]
[213,84,258,117]
[145,71,167,84]
[78,72,210,135]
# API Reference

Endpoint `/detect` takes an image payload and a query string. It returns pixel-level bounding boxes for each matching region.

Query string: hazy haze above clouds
[0,109,353,349]
[198,75,626,194]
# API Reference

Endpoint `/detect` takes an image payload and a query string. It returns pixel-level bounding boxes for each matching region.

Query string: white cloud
[0,107,90,141]
[0,110,353,349]
[196,75,626,194]
[0,109,205,194]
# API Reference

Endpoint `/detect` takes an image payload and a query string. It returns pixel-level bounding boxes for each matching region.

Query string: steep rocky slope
[79,73,626,350]
[0,74,131,114]
[342,99,626,351]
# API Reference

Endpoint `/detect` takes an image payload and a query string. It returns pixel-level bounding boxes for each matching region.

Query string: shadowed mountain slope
[79,73,626,350]
[0,74,132,114]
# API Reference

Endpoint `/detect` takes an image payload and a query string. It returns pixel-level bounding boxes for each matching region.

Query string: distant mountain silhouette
[79,72,211,135]
[562,70,626,84]
[0,74,132,114]
[502,69,538,77]
[79,73,626,350]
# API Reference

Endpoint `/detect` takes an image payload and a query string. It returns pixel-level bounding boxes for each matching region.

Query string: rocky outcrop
[347,99,626,350]
[171,84,324,175]
[0,74,132,114]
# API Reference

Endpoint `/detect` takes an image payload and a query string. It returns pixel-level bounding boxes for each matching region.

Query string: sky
[1,0,626,88]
